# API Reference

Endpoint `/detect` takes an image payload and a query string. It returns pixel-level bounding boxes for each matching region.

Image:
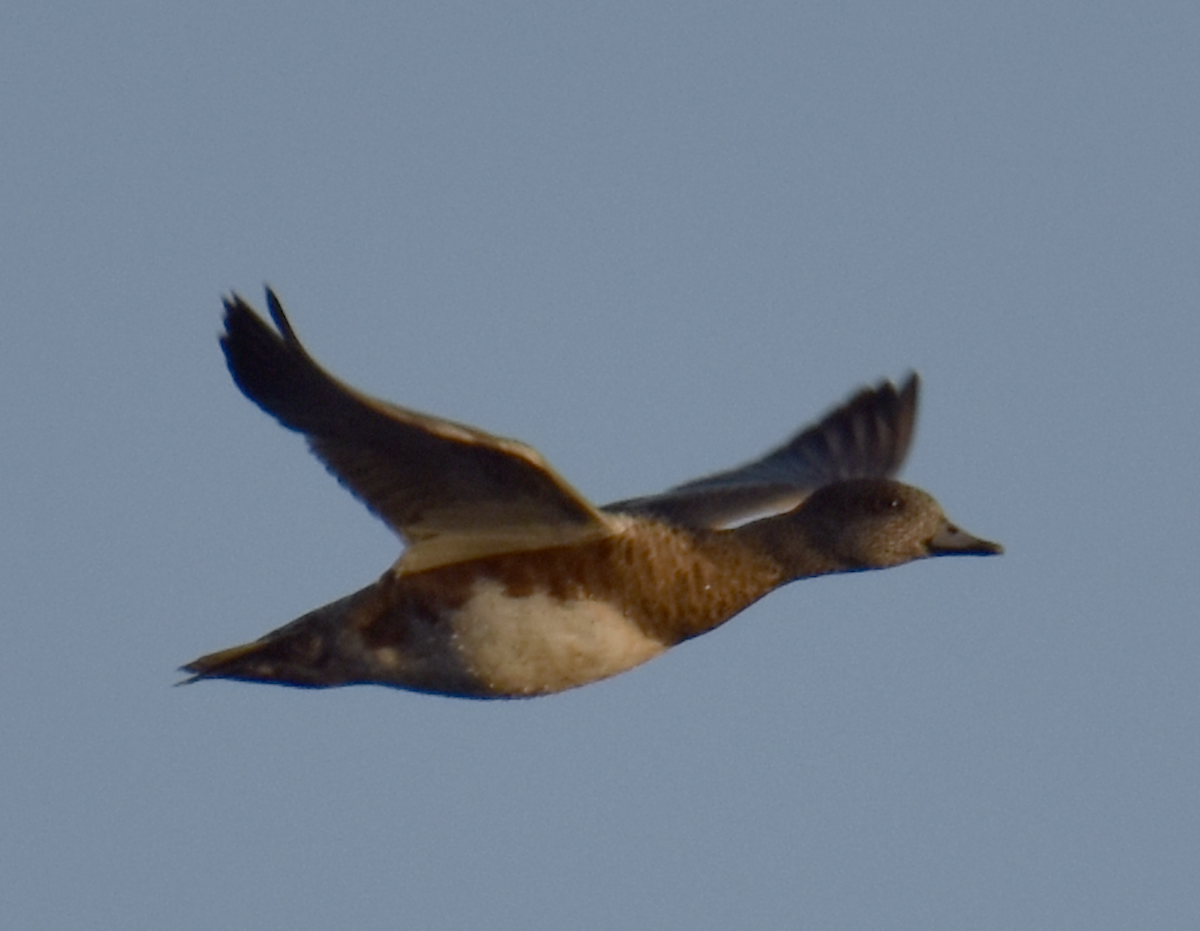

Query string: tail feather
[179,587,377,688]
[178,638,285,685]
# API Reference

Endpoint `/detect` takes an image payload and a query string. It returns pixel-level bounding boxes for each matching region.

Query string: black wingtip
[878,372,920,478]
[264,286,299,344]
[218,289,306,421]
[220,292,266,347]
[219,287,296,344]
[216,287,351,440]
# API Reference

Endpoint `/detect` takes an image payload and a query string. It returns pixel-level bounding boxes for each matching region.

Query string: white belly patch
[448,580,666,695]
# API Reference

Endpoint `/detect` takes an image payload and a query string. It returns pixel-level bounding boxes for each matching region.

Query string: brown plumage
[182,289,1000,698]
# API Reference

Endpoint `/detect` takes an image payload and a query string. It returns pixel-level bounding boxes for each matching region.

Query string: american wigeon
[183,290,1001,698]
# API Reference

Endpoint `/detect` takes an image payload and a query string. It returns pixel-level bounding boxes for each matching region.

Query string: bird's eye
[866,494,902,514]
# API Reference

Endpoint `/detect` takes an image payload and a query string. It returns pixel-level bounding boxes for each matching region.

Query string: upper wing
[221,289,613,573]
[605,374,918,528]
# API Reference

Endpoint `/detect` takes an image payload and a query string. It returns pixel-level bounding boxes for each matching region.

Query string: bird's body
[183,290,1001,698]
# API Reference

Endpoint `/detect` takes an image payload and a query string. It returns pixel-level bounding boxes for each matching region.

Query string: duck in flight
[183,289,1001,698]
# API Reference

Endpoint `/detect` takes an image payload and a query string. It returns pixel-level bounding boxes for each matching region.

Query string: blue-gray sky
[3,3,1198,928]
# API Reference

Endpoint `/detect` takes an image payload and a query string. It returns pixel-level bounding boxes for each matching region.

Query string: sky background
[3,2,1198,928]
